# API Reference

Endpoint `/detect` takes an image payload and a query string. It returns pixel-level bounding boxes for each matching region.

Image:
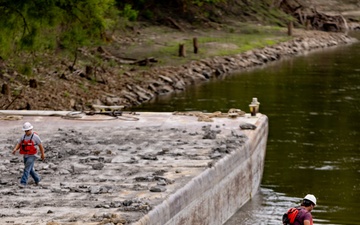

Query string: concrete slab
[0,111,268,225]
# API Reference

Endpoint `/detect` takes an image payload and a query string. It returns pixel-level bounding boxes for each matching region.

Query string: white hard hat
[304,194,317,205]
[22,122,33,131]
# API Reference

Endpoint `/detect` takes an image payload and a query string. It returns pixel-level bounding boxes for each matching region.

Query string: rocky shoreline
[104,30,357,108]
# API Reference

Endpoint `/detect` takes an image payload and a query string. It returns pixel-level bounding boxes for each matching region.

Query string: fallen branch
[167,17,185,32]
[5,88,23,110]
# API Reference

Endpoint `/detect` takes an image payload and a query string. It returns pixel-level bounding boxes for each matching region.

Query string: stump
[306,19,311,30]
[193,37,199,54]
[287,21,293,36]
[29,79,37,88]
[1,83,10,95]
[178,44,186,57]
[86,66,93,76]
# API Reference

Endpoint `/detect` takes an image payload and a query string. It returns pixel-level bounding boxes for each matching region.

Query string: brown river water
[132,31,360,225]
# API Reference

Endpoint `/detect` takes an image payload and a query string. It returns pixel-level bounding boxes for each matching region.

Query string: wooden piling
[305,19,311,30]
[179,44,186,57]
[288,21,293,36]
[1,83,10,95]
[193,37,199,54]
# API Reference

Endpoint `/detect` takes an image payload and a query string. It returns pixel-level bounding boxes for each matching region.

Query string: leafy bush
[0,0,119,57]
[120,4,138,21]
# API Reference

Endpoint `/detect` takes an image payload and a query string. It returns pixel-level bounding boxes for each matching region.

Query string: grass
[141,24,291,66]
[79,83,89,93]
[4,21,293,87]
[63,91,70,98]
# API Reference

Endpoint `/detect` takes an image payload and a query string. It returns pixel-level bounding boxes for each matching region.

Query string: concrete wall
[134,115,268,225]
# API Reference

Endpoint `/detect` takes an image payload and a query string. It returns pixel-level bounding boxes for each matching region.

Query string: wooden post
[305,19,311,30]
[1,83,10,95]
[179,44,186,57]
[29,79,37,88]
[193,37,199,54]
[86,65,93,76]
[85,65,94,80]
[287,21,293,36]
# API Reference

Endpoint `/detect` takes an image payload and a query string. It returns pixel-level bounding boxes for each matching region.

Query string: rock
[71,163,89,173]
[210,151,222,159]
[0,179,8,185]
[140,154,158,160]
[92,163,104,170]
[217,144,227,153]
[150,185,166,192]
[10,157,20,163]
[158,75,173,84]
[239,123,257,130]
[0,165,7,172]
[90,186,101,194]
[158,84,174,94]
[123,200,133,206]
[202,129,217,139]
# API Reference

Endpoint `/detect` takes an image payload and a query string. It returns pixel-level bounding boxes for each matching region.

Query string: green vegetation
[0,0,293,70]
[79,83,89,93]
[132,24,290,66]
[120,4,138,21]
[0,1,289,55]
[18,63,33,76]
[0,0,118,57]
[63,91,70,98]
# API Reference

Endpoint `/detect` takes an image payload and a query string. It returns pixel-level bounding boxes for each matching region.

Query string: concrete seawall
[0,111,268,225]
[135,115,268,225]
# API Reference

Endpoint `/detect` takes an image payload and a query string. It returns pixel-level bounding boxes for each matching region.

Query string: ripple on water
[314,165,339,171]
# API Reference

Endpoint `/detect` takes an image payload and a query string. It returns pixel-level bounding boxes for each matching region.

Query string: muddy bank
[102,30,357,108]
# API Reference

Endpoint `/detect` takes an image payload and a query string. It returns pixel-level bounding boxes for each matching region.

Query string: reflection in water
[132,32,360,224]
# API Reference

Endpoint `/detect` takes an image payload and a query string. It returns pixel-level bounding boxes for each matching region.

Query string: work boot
[35,178,41,186]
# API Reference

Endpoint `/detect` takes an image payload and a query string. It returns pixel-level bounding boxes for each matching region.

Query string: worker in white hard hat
[12,122,45,188]
[294,194,317,225]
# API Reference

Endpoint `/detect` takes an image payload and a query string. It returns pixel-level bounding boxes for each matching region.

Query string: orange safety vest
[19,133,37,155]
